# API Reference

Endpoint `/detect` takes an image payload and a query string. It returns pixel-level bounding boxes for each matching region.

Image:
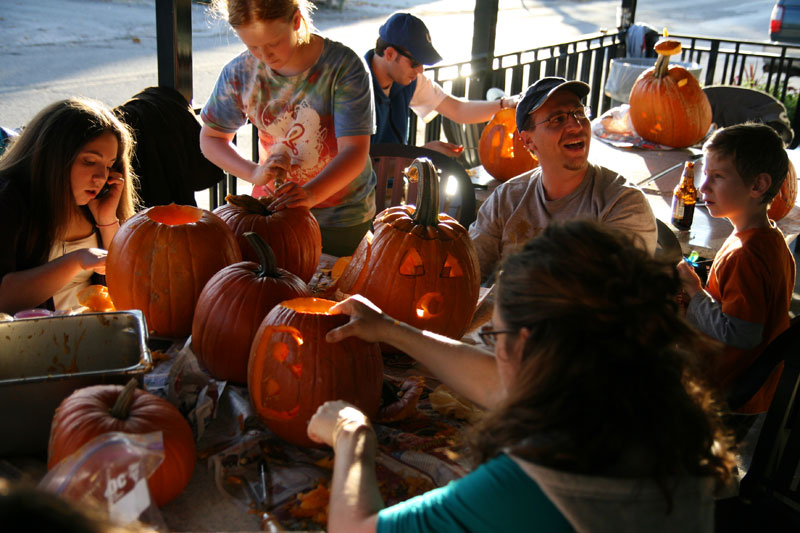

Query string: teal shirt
[377,453,572,533]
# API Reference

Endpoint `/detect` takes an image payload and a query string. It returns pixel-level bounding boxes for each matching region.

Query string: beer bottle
[671,161,697,231]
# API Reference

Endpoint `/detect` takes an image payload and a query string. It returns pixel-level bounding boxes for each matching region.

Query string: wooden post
[156,0,193,104]
[469,0,499,100]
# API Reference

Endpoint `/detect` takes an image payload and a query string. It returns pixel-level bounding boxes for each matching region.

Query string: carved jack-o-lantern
[248,297,383,447]
[769,160,798,221]
[337,158,481,341]
[478,108,538,182]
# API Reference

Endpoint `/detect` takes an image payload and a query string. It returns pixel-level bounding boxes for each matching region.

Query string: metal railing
[204,31,800,208]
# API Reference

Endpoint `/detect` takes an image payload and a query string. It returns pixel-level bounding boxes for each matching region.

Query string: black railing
[203,31,800,208]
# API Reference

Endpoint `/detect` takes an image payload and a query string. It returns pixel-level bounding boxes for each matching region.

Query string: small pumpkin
[769,159,798,221]
[248,297,383,447]
[629,39,712,148]
[478,108,538,182]
[214,194,322,283]
[48,379,196,507]
[106,203,241,337]
[192,233,310,384]
[337,158,480,341]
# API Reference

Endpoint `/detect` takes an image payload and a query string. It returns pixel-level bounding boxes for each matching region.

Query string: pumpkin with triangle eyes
[337,158,480,341]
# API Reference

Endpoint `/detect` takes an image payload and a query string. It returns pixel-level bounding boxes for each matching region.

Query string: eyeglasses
[532,106,592,129]
[392,46,422,69]
[477,327,517,348]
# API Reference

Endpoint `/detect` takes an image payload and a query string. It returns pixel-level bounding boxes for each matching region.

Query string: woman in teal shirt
[308,220,736,533]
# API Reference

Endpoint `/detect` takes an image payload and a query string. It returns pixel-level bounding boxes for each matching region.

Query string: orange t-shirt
[702,225,795,413]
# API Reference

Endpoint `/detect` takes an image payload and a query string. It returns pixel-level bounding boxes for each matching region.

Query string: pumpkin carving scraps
[628,38,712,148]
[106,203,241,338]
[337,158,481,341]
[248,297,383,448]
[215,194,322,283]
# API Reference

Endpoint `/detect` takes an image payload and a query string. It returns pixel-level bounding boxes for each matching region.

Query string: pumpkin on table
[106,203,241,338]
[628,39,712,148]
[214,194,322,283]
[192,233,310,384]
[248,297,383,448]
[769,159,798,221]
[48,379,196,508]
[478,108,538,182]
[337,158,480,341]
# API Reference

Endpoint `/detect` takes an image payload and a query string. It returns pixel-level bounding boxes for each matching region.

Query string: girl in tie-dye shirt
[201,0,375,256]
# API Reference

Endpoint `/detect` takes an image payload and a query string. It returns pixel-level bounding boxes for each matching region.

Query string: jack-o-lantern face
[478,108,538,182]
[247,298,383,447]
[337,158,481,340]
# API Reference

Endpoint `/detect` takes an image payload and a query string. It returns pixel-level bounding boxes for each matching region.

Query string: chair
[714,317,800,531]
[370,143,477,228]
[655,218,682,264]
[441,117,486,170]
[703,85,794,146]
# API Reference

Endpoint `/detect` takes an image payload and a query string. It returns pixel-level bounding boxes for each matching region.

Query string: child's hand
[676,260,702,298]
[88,172,124,225]
[74,248,108,275]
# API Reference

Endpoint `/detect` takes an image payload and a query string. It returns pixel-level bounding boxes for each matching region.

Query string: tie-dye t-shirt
[201,37,376,228]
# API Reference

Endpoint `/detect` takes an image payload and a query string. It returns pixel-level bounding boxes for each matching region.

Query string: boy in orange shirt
[677,123,795,413]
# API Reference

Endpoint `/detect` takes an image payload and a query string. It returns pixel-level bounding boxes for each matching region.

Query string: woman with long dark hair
[309,220,735,533]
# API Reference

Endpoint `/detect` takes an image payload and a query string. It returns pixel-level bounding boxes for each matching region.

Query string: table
[472,138,800,259]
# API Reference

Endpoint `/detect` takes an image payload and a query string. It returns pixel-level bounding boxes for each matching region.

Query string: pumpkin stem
[654,53,671,78]
[244,232,280,278]
[110,378,139,420]
[408,158,440,227]
[225,194,273,216]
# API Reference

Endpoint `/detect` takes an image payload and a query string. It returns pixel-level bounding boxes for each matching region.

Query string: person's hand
[268,181,314,210]
[74,247,108,275]
[326,294,396,344]
[676,259,703,298]
[423,140,464,158]
[500,94,520,110]
[87,172,123,226]
[307,400,372,448]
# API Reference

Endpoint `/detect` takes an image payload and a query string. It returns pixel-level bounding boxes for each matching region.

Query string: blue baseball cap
[515,77,591,132]
[379,13,443,66]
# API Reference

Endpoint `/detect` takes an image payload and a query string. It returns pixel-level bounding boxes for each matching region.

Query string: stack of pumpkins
[47,157,481,508]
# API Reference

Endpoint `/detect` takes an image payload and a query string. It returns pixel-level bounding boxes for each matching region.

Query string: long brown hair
[0,97,137,265]
[211,0,316,44]
[472,221,735,491]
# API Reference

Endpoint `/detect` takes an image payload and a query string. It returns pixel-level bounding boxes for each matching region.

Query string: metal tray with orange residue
[0,310,151,456]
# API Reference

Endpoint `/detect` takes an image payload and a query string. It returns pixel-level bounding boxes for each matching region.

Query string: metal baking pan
[0,310,152,456]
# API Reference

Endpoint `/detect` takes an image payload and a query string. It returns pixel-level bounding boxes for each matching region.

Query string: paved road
[0,0,776,129]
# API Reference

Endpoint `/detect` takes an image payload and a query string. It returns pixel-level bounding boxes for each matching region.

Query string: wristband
[96,218,120,228]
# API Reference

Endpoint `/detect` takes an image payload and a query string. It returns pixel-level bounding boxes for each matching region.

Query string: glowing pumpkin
[478,108,538,182]
[248,297,383,447]
[769,159,798,221]
[629,39,712,148]
[106,204,241,337]
[337,158,480,341]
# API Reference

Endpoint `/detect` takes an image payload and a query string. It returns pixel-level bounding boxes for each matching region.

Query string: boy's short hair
[703,122,788,204]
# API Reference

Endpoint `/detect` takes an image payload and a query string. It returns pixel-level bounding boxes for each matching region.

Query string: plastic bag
[39,431,167,529]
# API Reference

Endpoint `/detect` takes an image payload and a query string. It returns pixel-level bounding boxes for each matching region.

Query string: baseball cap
[378,13,443,66]
[515,77,591,132]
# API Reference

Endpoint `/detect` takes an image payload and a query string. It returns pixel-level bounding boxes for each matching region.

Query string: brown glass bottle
[671,161,697,231]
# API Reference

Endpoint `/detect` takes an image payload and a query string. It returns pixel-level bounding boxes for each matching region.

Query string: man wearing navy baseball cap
[366,12,517,157]
[469,76,657,282]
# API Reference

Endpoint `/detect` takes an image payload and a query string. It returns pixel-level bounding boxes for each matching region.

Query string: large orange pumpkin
[337,158,480,341]
[214,194,322,283]
[48,379,196,507]
[106,203,241,338]
[769,159,798,221]
[192,233,310,384]
[248,297,383,447]
[629,39,712,148]
[478,108,538,182]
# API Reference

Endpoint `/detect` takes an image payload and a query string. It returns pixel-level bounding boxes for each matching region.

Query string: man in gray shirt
[469,77,657,282]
